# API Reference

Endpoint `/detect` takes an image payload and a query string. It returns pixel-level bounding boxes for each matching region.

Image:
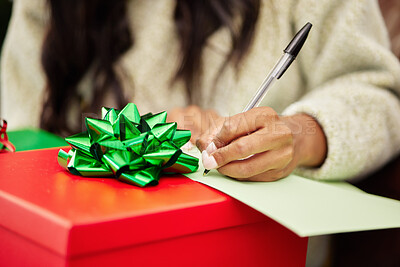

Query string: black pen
[203,22,313,176]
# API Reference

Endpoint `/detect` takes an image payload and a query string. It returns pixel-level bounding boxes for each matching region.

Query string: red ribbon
[0,120,15,153]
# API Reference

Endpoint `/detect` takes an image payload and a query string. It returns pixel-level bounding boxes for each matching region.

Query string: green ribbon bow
[58,103,199,187]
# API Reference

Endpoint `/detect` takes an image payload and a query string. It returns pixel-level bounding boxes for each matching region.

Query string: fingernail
[202,150,218,169]
[206,142,217,154]
[181,141,193,151]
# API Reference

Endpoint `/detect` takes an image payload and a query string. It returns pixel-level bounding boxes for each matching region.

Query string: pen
[203,22,313,176]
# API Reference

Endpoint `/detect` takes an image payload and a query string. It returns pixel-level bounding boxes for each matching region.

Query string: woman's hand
[196,107,327,181]
[167,105,223,143]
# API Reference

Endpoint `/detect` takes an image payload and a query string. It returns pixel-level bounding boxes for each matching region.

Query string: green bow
[58,103,199,187]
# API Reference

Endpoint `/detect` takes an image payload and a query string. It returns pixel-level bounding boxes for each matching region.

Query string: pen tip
[203,169,210,176]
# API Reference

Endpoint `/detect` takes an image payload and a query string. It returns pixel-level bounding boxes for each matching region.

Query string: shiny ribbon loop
[58,103,199,187]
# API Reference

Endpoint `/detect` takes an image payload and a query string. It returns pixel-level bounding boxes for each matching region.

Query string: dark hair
[41,0,260,135]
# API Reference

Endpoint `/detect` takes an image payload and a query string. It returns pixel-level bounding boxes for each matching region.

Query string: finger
[217,146,294,179]
[210,125,292,168]
[196,124,222,151]
[234,154,298,182]
[213,106,279,148]
[196,107,278,152]
[243,167,292,182]
[245,157,297,181]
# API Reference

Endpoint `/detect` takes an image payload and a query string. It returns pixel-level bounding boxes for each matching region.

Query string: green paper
[184,149,400,237]
[8,129,67,151]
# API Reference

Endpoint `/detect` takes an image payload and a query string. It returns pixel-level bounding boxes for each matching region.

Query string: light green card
[184,149,400,237]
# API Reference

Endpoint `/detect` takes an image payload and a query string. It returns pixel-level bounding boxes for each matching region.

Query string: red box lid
[0,148,268,257]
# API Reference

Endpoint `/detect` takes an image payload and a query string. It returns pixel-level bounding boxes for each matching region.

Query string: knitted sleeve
[282,0,400,180]
[0,0,48,130]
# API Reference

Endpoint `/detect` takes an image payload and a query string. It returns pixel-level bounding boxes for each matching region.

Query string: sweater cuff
[282,89,367,181]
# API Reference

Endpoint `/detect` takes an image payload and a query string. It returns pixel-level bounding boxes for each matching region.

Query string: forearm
[283,81,400,180]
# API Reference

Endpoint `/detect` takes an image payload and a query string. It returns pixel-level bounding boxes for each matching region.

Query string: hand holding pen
[197,23,327,181]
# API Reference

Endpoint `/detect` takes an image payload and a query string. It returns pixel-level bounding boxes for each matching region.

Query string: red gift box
[0,148,307,266]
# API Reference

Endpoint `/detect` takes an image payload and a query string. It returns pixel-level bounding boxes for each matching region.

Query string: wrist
[282,114,327,167]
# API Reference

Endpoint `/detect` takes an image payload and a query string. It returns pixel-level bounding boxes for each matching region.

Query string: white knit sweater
[2,0,400,181]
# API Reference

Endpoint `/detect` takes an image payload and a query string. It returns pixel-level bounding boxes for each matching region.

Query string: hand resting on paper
[196,107,327,181]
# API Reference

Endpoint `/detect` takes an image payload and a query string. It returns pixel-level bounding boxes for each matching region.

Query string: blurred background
[0,0,399,266]
[0,0,399,59]
[0,0,11,51]
[0,0,399,64]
